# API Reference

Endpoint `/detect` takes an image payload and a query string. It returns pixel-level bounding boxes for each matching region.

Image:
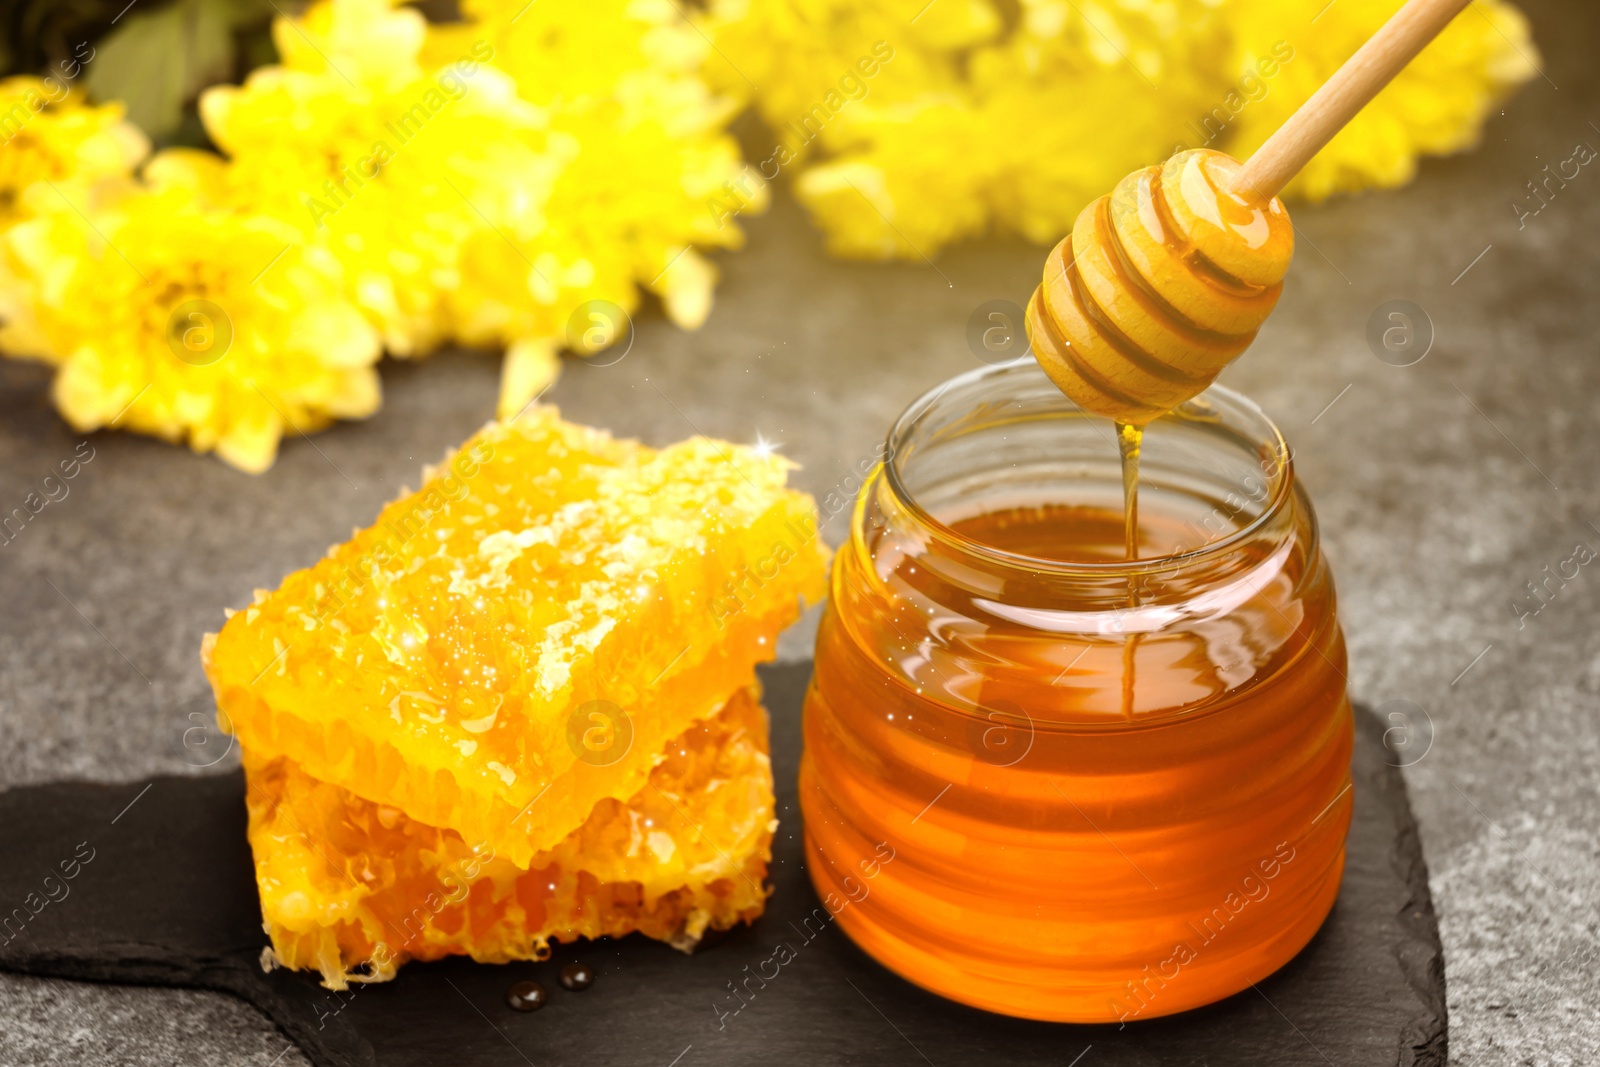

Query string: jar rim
[882,361,1295,577]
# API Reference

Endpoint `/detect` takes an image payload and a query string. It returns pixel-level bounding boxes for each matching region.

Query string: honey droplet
[559,961,595,991]
[507,979,549,1011]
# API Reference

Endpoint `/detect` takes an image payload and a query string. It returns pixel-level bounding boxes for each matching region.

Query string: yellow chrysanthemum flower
[0,76,148,230]
[459,0,708,101]
[795,97,994,259]
[722,0,1536,258]
[450,75,756,337]
[0,154,380,472]
[1223,0,1540,200]
[796,0,1223,257]
[202,2,558,358]
[974,0,1227,242]
[451,0,764,413]
[274,0,429,89]
[704,0,1001,157]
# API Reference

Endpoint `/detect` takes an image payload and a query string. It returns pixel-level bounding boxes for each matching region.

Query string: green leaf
[85,0,238,141]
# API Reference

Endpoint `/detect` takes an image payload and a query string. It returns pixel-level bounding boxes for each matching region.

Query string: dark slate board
[0,663,1445,1066]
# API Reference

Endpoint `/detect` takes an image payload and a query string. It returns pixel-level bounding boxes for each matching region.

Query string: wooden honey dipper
[1027,0,1474,425]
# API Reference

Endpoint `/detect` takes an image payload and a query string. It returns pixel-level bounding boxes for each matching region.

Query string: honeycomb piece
[250,685,775,989]
[203,406,825,866]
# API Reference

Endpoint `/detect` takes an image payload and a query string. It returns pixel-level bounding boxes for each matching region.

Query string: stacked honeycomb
[203,408,826,986]
[249,685,774,988]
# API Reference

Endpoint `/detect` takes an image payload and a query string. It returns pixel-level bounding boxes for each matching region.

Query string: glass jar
[800,361,1352,1023]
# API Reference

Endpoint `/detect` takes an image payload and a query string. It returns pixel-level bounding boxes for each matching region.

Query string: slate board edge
[1362,701,1449,1067]
[2,950,370,1067]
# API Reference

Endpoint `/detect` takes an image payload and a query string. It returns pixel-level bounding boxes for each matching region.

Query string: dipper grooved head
[1027,149,1294,424]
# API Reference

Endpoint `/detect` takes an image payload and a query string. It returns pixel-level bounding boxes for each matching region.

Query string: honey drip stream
[1115,421,1144,721]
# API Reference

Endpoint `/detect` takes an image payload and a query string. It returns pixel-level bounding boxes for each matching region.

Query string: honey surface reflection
[799,369,1353,1023]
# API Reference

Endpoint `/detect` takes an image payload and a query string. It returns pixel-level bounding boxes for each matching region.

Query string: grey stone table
[1,0,1596,1060]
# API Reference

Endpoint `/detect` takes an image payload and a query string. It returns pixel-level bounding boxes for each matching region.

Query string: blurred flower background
[0,0,1538,471]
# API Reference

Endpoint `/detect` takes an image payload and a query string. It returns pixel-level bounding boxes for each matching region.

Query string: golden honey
[800,363,1352,1022]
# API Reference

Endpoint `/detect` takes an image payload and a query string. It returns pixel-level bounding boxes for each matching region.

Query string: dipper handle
[1231,0,1474,199]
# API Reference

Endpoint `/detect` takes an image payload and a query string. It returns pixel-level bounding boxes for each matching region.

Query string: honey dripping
[1115,420,1144,720]
[1025,148,1293,721]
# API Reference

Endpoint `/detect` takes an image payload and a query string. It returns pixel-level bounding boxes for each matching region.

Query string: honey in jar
[800,361,1352,1022]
